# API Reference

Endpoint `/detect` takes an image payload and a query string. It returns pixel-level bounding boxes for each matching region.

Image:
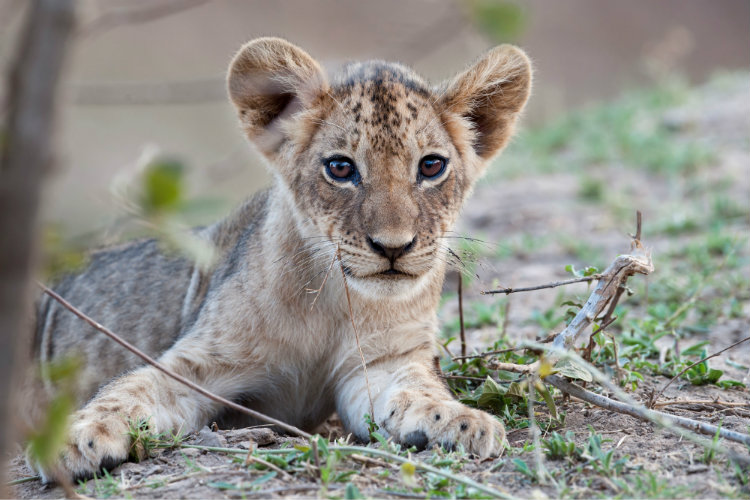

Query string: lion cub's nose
[367,235,417,263]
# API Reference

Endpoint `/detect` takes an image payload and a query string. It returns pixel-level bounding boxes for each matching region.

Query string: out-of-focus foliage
[41,225,88,279]
[111,152,219,271]
[498,80,716,177]
[27,357,81,469]
[140,159,185,215]
[466,0,526,43]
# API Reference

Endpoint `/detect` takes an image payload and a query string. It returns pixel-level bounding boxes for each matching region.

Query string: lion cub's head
[228,38,531,297]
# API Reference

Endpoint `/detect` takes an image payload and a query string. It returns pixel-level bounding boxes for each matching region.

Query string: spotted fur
[30,37,531,482]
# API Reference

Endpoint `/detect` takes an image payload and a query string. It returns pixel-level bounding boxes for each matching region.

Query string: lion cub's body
[31,38,532,482]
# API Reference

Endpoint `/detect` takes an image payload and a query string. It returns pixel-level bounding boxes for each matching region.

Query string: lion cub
[31,37,531,481]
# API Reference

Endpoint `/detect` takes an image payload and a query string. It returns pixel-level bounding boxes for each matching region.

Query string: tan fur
[32,37,532,482]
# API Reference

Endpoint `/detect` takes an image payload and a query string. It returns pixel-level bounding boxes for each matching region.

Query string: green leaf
[583,266,600,276]
[705,368,724,384]
[554,358,593,382]
[345,483,365,499]
[477,376,506,409]
[207,481,238,490]
[506,381,527,398]
[681,341,710,357]
[512,458,535,480]
[717,380,746,389]
[370,431,389,447]
[535,381,558,420]
[565,264,580,277]
[250,472,276,486]
[141,159,184,213]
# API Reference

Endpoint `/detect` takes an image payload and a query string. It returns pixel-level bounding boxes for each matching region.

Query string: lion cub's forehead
[323,61,446,158]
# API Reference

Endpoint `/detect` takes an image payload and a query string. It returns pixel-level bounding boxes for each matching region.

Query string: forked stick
[551,212,652,355]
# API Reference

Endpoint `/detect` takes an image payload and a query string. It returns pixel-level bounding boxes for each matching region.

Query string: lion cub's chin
[346,270,434,301]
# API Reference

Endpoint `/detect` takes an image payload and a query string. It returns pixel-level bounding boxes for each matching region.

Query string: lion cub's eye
[324,157,359,183]
[418,155,447,180]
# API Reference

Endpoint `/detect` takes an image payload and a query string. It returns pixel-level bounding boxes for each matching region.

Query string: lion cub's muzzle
[366,234,417,276]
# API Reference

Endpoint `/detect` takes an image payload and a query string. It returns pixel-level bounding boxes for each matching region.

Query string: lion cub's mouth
[380,269,405,276]
[376,268,417,278]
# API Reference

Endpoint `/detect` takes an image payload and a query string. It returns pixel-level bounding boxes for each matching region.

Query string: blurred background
[1,0,748,243]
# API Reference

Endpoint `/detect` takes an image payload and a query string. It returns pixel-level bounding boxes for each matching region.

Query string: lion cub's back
[35,238,195,403]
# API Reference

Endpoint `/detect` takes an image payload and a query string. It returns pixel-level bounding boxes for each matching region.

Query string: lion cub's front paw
[389,400,506,458]
[33,408,132,483]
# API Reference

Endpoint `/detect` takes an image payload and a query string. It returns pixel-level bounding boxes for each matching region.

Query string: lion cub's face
[228,39,532,297]
[292,63,463,294]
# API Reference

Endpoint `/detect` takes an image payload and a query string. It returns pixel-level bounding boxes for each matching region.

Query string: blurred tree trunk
[0,0,75,490]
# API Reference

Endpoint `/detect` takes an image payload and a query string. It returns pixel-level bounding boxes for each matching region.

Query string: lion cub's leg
[33,339,247,483]
[336,351,505,457]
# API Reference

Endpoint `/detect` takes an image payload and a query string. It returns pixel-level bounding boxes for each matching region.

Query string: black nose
[367,236,417,262]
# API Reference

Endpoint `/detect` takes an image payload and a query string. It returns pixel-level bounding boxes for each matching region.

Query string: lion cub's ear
[228,37,328,156]
[438,45,532,162]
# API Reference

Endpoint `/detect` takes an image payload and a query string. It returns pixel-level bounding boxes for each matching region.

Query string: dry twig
[481,275,602,295]
[487,361,538,374]
[452,346,524,362]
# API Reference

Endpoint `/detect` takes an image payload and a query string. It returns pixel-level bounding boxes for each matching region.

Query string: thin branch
[309,250,336,310]
[37,282,312,439]
[439,374,488,382]
[79,0,210,38]
[481,275,602,295]
[452,346,525,362]
[501,297,511,336]
[633,210,642,241]
[336,246,375,421]
[653,399,750,408]
[545,375,750,452]
[458,274,466,360]
[649,335,750,407]
[582,316,618,363]
[606,332,624,385]
[244,453,292,479]
[487,361,538,374]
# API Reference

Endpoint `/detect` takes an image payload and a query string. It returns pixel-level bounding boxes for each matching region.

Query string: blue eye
[324,156,360,184]
[419,155,447,180]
